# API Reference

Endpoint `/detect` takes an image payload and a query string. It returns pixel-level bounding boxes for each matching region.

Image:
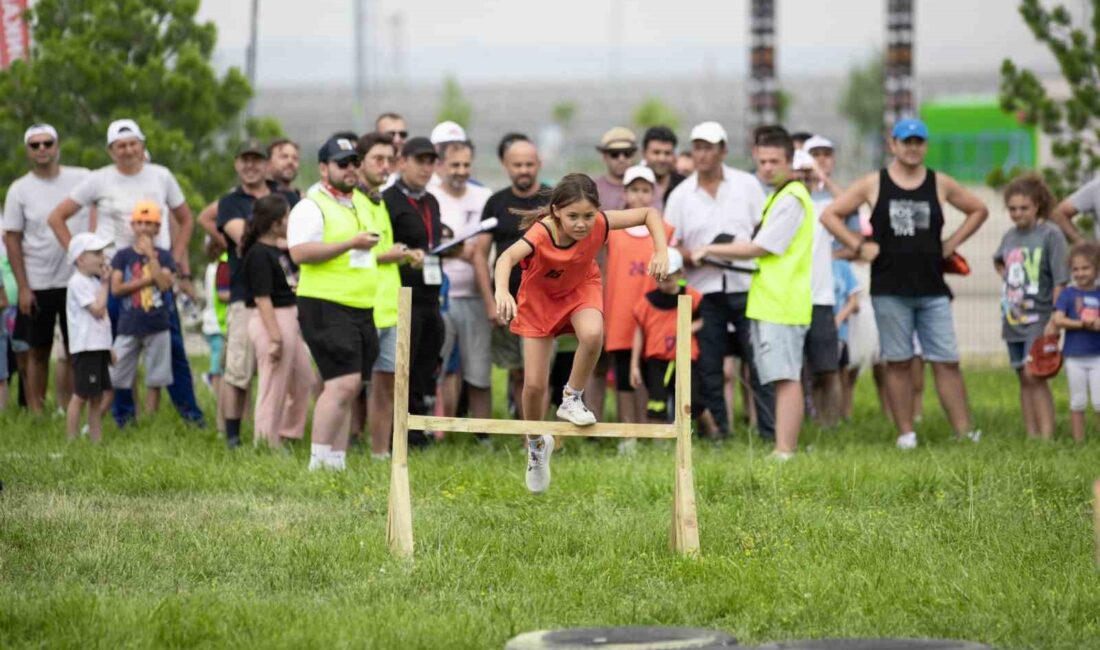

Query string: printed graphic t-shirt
[111,246,176,337]
[1055,285,1100,357]
[993,221,1068,341]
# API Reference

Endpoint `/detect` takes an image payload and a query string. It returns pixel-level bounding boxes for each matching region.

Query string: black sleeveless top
[869,168,951,298]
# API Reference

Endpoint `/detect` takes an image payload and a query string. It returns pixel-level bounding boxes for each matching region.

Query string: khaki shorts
[490,325,523,370]
[223,302,256,389]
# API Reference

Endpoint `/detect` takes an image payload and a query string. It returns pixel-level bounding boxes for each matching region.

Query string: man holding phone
[289,134,384,470]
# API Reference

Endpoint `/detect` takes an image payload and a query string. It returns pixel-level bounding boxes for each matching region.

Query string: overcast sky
[197,0,1074,86]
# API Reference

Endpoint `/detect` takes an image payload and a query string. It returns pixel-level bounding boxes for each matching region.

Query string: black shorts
[804,305,840,375]
[838,341,850,370]
[643,358,705,422]
[611,349,634,392]
[71,350,112,398]
[13,287,69,351]
[298,296,378,382]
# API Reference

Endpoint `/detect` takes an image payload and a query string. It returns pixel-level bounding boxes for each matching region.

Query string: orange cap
[131,200,162,224]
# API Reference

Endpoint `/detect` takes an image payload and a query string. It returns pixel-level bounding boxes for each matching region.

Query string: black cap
[318,135,360,163]
[401,137,436,159]
[236,138,268,159]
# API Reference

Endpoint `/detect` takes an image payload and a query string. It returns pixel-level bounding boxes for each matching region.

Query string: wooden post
[386,288,414,558]
[670,294,700,556]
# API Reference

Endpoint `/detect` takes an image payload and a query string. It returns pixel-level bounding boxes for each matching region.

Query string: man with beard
[267,138,301,200]
[641,126,685,212]
[594,127,637,210]
[289,134,384,470]
[474,135,546,416]
[429,138,494,423]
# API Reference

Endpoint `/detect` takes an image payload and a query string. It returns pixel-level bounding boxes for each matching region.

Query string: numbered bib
[422,255,442,285]
[349,249,376,269]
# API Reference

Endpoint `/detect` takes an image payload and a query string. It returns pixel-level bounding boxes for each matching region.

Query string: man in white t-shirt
[2,124,91,413]
[46,119,204,427]
[428,138,494,423]
[665,121,770,439]
[1051,176,1100,244]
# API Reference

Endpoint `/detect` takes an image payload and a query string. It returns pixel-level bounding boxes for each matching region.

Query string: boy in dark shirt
[109,201,176,419]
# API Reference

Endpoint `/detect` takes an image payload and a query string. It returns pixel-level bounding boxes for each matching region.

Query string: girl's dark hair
[510,173,601,230]
[1003,171,1055,220]
[1069,241,1100,269]
[240,194,290,256]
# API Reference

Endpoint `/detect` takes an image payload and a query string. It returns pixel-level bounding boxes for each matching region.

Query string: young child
[201,237,230,434]
[240,194,313,448]
[0,247,11,410]
[628,249,714,433]
[604,166,676,430]
[494,173,669,494]
[110,201,177,419]
[832,257,860,419]
[1052,242,1100,443]
[995,173,1067,440]
[65,232,114,441]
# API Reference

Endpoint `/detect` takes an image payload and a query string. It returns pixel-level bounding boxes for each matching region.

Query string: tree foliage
[838,52,885,140]
[633,98,680,132]
[0,0,281,211]
[437,75,472,128]
[551,101,577,127]
[998,0,1100,197]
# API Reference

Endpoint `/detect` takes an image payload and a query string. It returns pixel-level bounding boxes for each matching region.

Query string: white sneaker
[525,434,554,494]
[768,450,794,462]
[617,438,638,456]
[896,432,918,450]
[308,455,325,471]
[371,452,391,461]
[965,430,982,443]
[556,394,596,426]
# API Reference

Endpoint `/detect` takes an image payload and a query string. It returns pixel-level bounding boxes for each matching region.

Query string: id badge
[422,255,442,285]
[349,249,376,269]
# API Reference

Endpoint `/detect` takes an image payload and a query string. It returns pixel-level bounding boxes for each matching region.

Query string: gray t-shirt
[2,166,91,290]
[994,220,1069,341]
[69,163,185,253]
[1070,177,1100,239]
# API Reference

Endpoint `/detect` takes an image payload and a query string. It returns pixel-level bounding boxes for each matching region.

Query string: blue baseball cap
[892,118,928,140]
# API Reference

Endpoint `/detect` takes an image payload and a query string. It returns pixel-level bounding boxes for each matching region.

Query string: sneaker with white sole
[896,432,918,450]
[525,434,554,494]
[556,394,596,426]
[768,450,794,462]
[965,430,982,443]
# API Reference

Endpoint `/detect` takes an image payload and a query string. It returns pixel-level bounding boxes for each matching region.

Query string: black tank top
[869,168,951,297]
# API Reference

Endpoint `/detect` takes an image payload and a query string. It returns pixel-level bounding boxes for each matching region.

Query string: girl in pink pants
[240,194,316,447]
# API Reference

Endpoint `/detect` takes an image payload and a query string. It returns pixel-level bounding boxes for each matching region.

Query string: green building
[920,96,1038,183]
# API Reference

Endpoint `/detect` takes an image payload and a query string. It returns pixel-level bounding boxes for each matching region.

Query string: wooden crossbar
[386,287,700,558]
[407,415,676,439]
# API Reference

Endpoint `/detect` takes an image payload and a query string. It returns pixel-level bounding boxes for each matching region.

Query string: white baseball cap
[689,121,728,145]
[802,135,834,152]
[430,121,467,145]
[666,248,685,275]
[24,123,58,144]
[792,150,815,171]
[67,232,113,264]
[623,165,656,187]
[107,119,145,146]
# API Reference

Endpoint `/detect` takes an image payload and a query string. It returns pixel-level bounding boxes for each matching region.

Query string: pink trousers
[247,306,315,444]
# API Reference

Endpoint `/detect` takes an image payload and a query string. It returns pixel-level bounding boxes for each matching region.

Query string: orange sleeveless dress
[510,213,609,338]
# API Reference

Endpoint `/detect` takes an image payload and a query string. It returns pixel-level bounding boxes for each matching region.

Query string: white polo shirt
[664,164,766,294]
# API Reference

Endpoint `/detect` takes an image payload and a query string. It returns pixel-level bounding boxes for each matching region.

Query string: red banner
[0,0,29,69]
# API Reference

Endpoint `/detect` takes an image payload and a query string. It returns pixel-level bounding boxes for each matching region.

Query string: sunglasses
[28,140,55,150]
[606,149,636,160]
[384,130,409,140]
[334,158,361,169]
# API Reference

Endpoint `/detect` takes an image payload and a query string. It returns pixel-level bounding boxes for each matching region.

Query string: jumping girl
[494,173,669,494]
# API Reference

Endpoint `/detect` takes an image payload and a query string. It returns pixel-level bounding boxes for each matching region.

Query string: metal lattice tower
[885,0,916,131]
[749,0,778,129]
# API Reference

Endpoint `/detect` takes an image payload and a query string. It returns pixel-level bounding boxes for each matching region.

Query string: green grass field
[1,365,1098,649]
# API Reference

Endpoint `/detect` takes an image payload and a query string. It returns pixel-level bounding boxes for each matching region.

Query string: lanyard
[406,195,433,246]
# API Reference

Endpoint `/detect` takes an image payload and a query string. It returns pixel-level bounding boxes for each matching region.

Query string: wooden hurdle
[386,287,700,558]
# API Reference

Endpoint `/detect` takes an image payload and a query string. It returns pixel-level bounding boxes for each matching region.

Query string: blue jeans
[872,294,960,363]
[697,292,775,439]
[108,292,206,427]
